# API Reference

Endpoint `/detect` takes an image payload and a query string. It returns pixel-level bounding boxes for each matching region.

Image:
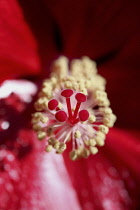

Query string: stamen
[32,56,116,160]
[88,115,96,123]
[45,145,53,152]
[74,130,81,138]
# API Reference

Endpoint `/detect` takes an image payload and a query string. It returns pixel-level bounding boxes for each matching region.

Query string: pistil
[61,89,73,120]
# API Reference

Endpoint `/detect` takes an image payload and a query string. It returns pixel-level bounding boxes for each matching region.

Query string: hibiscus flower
[0,0,140,210]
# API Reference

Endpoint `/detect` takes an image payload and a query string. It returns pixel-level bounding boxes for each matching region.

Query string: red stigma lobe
[48,99,58,110]
[75,93,87,102]
[79,110,89,121]
[55,110,68,122]
[61,89,73,98]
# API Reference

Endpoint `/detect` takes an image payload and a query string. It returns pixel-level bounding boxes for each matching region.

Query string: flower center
[48,89,89,125]
[32,56,116,160]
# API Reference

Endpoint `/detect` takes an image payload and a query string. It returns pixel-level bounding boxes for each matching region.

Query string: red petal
[0,0,40,83]
[63,128,140,209]
[106,128,140,184]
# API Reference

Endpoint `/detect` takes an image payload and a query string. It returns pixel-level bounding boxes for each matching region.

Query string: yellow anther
[59,142,67,152]
[47,127,53,136]
[32,112,42,118]
[60,76,68,82]
[69,150,78,161]
[103,117,111,126]
[34,102,43,111]
[40,116,48,123]
[85,80,91,89]
[94,90,107,98]
[89,115,96,123]
[72,82,79,90]
[104,108,113,114]
[32,112,42,123]
[89,146,98,154]
[71,59,83,75]
[78,81,85,90]
[81,148,90,158]
[52,56,68,76]
[77,146,84,156]
[58,102,63,110]
[32,113,47,124]
[111,114,117,120]
[99,107,112,115]
[56,150,62,154]
[96,131,106,140]
[51,77,57,85]
[48,137,56,145]
[98,125,109,134]
[94,76,106,88]
[103,114,116,127]
[82,56,97,74]
[95,136,105,146]
[33,124,42,131]
[42,87,50,94]
[104,99,110,106]
[45,145,53,152]
[42,88,52,99]
[66,76,76,82]
[31,119,39,124]
[84,139,90,146]
[56,142,67,154]
[89,138,96,146]
[74,130,81,138]
[97,98,110,106]
[53,140,60,149]
[42,82,52,90]
[64,81,73,89]
[37,131,46,140]
[80,88,88,95]
[34,97,48,111]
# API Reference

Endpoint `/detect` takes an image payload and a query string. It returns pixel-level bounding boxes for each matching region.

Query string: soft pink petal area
[0,90,81,210]
[37,151,81,210]
[63,128,140,210]
[0,0,40,82]
[21,132,81,210]
[0,130,81,210]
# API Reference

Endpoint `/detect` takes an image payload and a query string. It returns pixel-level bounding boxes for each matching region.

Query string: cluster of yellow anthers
[32,56,116,160]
